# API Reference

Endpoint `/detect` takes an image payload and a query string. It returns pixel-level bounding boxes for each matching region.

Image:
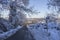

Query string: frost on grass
[28,22,60,40]
[27,15,60,40]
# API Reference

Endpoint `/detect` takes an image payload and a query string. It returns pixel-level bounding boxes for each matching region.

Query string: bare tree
[48,0,60,13]
[0,0,31,27]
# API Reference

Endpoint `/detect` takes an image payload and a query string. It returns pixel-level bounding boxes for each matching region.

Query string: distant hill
[24,18,45,25]
[25,18,60,25]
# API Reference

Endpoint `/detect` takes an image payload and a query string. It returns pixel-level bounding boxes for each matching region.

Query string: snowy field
[27,21,60,40]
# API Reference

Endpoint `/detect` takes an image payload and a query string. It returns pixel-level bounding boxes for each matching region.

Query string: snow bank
[48,29,60,40]
[0,26,22,40]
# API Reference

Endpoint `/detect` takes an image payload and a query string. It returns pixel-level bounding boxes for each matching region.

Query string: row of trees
[0,0,59,27]
[0,0,33,27]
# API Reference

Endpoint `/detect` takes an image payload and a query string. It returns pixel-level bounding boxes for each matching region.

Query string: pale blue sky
[27,0,49,18]
[0,0,50,18]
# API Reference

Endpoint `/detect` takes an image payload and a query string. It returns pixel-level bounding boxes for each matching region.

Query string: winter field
[0,16,60,40]
[0,0,60,40]
[28,22,60,40]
